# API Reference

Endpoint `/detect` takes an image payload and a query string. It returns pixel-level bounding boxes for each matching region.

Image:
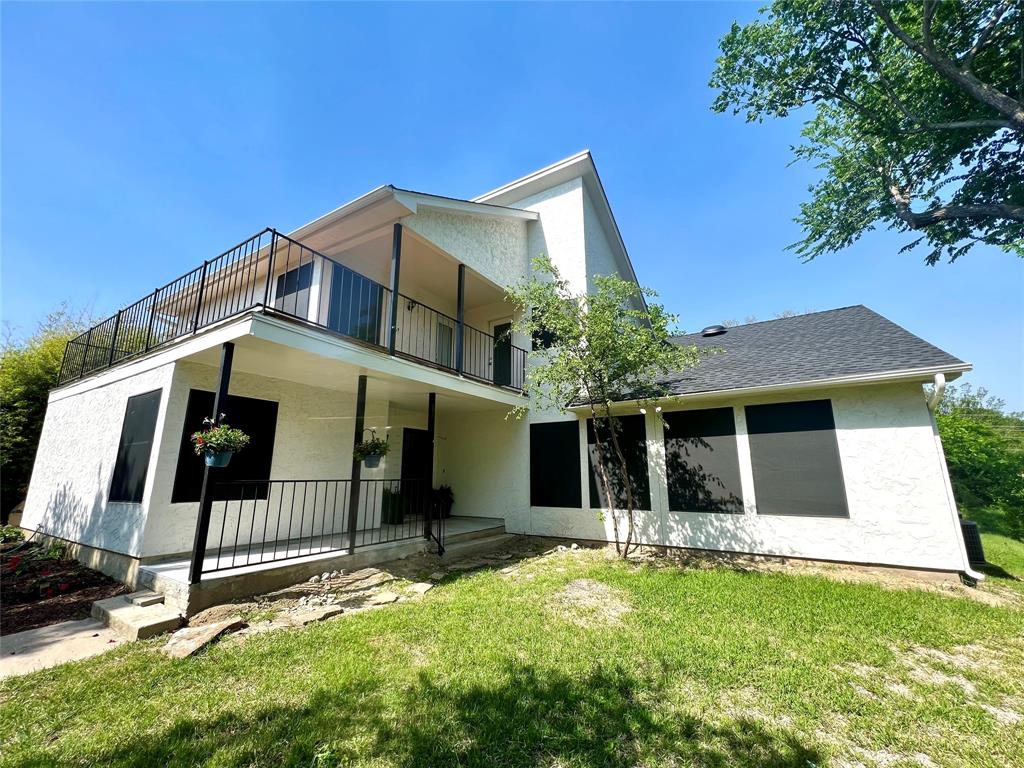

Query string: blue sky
[3,2,1022,407]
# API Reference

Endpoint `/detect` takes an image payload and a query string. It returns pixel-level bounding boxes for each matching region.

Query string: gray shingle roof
[658,305,968,397]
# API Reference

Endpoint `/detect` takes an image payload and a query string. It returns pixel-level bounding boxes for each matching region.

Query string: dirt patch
[546,578,631,628]
[843,641,1024,728]
[1,541,129,635]
[639,547,1018,607]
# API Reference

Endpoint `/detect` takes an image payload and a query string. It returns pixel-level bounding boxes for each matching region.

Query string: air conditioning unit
[960,519,987,567]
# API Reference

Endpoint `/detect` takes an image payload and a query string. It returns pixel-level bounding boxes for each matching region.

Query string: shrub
[0,525,24,544]
[935,384,1024,536]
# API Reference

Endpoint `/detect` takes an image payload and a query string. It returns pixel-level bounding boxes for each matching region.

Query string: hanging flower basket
[353,429,390,468]
[191,417,250,469]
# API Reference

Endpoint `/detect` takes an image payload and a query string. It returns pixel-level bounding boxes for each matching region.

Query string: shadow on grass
[13,663,825,768]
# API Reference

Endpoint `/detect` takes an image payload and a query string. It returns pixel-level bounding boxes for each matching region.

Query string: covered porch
[136,324,524,610]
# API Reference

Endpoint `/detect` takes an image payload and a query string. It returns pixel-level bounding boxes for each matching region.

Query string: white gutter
[925,372,987,583]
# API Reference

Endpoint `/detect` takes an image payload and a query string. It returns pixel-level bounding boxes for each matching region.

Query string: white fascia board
[566,363,974,414]
[473,150,593,203]
[393,189,538,221]
[48,317,255,403]
[285,185,411,242]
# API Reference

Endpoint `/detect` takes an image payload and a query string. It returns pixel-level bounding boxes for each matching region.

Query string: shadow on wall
[40,663,824,768]
[664,435,744,515]
[35,466,142,554]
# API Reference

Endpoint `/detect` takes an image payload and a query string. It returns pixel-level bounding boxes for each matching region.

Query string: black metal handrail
[57,228,529,391]
[198,478,442,576]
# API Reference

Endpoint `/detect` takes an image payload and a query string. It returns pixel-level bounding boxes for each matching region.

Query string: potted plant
[191,416,250,467]
[433,484,454,519]
[354,429,390,469]
[381,487,403,525]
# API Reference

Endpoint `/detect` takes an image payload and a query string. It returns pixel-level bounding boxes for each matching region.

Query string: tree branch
[889,187,1024,228]
[868,0,1024,130]
[903,118,1011,133]
[963,0,1015,71]
[922,0,937,51]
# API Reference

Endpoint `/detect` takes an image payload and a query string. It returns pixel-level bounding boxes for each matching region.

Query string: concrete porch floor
[139,516,506,615]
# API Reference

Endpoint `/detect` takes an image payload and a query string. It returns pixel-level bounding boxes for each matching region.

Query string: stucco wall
[140,362,396,558]
[522,382,968,571]
[404,209,529,290]
[22,364,176,557]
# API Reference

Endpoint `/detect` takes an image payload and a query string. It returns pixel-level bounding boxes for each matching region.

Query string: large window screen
[171,389,279,503]
[663,407,744,513]
[530,421,582,508]
[109,389,162,503]
[587,415,651,511]
[745,399,848,518]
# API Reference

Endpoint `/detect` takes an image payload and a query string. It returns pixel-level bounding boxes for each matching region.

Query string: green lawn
[2,517,1023,768]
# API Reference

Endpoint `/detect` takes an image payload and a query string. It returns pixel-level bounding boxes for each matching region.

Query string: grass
[970,505,1024,597]
[2,517,1023,768]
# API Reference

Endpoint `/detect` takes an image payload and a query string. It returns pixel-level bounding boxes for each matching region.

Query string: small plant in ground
[0,524,24,543]
[353,430,390,461]
[191,416,250,456]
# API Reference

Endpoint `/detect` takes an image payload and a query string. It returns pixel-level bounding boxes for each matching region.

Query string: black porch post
[455,264,465,375]
[188,341,235,585]
[424,392,436,539]
[347,374,367,553]
[387,223,403,356]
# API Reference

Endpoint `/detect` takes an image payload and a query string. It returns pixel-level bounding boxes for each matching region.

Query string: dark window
[530,421,582,508]
[532,327,557,351]
[326,264,384,344]
[109,389,162,503]
[171,389,279,503]
[274,262,314,317]
[587,415,651,510]
[664,407,744,513]
[745,399,848,517]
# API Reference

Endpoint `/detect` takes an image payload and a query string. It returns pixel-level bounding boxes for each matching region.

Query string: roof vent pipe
[701,325,727,337]
[927,373,946,411]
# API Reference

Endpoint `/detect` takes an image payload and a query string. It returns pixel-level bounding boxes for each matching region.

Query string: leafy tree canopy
[507,256,701,555]
[1,306,89,517]
[711,0,1023,264]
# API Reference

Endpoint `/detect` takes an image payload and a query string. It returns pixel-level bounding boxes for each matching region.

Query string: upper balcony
[57,226,529,392]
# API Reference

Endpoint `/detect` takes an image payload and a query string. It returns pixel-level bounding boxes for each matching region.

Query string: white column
[645,409,669,546]
[733,405,758,515]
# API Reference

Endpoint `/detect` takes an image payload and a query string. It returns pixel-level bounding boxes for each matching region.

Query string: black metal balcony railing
[57,228,529,390]
[199,478,442,576]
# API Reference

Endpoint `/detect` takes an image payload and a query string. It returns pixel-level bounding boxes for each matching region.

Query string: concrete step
[442,532,519,560]
[91,592,182,641]
[128,590,165,607]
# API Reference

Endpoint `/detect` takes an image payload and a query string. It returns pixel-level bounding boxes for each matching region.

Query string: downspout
[926,372,946,412]
[927,373,986,583]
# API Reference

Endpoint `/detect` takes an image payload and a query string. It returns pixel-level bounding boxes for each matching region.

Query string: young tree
[711,0,1023,264]
[507,256,701,557]
[1,305,89,519]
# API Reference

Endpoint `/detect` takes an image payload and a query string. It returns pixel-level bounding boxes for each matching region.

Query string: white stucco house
[21,151,979,613]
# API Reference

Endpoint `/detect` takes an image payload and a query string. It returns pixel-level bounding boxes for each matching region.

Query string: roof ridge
[674,304,868,337]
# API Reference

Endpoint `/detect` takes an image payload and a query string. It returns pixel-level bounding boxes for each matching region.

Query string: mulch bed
[1,541,129,636]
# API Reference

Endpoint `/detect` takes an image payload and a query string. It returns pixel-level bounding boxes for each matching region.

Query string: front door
[492,321,513,387]
[400,428,432,519]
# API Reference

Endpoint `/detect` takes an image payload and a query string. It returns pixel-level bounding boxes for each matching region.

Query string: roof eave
[566,362,973,412]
